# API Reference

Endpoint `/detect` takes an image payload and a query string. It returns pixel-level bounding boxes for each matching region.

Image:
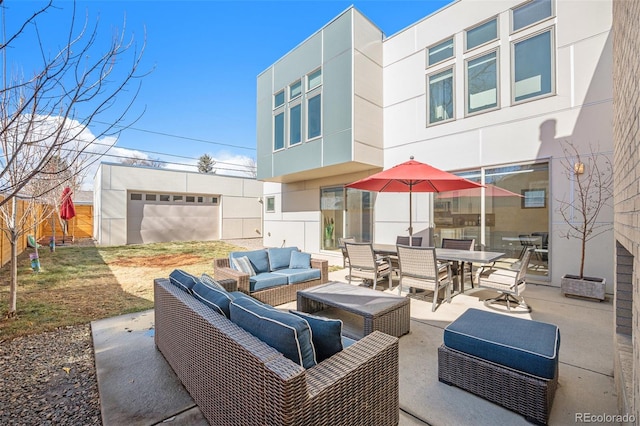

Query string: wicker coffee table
[297,281,410,339]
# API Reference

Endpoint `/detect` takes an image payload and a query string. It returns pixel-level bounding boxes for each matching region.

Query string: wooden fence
[0,197,93,268]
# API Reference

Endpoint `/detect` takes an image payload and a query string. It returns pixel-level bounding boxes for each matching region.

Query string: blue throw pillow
[229,297,316,368]
[290,310,343,362]
[192,282,233,317]
[200,273,227,291]
[267,247,299,271]
[290,251,311,269]
[231,256,256,276]
[169,269,199,293]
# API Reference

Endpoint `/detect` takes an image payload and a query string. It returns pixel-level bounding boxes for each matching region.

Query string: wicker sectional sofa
[154,277,400,426]
[213,247,328,306]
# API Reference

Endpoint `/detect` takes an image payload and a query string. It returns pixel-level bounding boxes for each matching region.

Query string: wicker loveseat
[213,247,328,306]
[154,277,400,426]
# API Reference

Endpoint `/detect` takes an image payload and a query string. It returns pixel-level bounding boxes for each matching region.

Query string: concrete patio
[92,269,618,425]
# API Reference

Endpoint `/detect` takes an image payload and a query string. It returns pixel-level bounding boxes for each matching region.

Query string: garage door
[127,193,220,244]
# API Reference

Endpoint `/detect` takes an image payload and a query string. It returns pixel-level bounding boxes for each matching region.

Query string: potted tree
[557,141,613,301]
[323,217,335,248]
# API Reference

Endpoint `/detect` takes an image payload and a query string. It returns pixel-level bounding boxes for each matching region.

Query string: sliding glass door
[320,187,374,250]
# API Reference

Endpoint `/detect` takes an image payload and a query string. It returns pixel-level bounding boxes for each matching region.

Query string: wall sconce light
[574,162,585,175]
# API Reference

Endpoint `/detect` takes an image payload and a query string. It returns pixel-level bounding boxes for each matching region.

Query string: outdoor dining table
[372,244,505,294]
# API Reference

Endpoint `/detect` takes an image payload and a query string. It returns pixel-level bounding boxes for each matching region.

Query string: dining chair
[396,244,452,312]
[476,247,534,312]
[441,238,475,288]
[338,237,356,268]
[518,234,536,259]
[396,236,423,246]
[345,242,393,291]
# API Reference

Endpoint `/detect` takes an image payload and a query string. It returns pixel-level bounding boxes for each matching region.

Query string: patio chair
[345,242,393,291]
[396,236,423,246]
[476,247,534,312]
[338,237,356,268]
[441,238,475,288]
[396,245,452,312]
[518,234,536,259]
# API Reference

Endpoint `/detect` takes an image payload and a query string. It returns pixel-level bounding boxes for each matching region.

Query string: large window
[512,0,553,32]
[289,104,301,145]
[274,112,284,150]
[320,187,373,250]
[428,68,454,125]
[466,18,498,51]
[466,51,498,115]
[428,38,454,66]
[307,94,321,139]
[513,30,554,103]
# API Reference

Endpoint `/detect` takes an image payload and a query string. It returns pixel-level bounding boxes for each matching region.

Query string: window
[266,196,275,213]
[428,68,454,125]
[289,104,301,145]
[274,112,284,150]
[145,194,156,201]
[428,38,454,66]
[160,194,170,202]
[186,196,195,203]
[512,0,553,32]
[466,51,498,114]
[130,193,142,201]
[274,90,285,108]
[513,30,553,102]
[173,195,183,202]
[289,80,301,99]
[466,18,498,50]
[211,197,219,204]
[307,94,321,139]
[197,196,204,203]
[307,69,322,90]
[522,189,546,208]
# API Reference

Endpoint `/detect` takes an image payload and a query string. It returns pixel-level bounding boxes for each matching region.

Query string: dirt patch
[110,254,203,268]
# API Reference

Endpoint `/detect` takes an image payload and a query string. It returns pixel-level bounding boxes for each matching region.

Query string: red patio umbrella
[345,156,483,240]
[60,187,76,243]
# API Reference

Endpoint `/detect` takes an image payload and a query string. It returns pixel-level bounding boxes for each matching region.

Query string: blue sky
[5,0,453,183]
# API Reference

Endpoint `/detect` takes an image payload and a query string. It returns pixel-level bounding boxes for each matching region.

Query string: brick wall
[613,0,640,419]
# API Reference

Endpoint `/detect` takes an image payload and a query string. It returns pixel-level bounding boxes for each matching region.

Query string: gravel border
[0,325,101,425]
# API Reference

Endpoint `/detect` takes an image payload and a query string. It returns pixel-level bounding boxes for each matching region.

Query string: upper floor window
[274,112,285,150]
[512,0,553,32]
[466,18,498,51]
[427,38,454,67]
[427,68,454,125]
[307,69,322,90]
[274,90,285,108]
[513,29,554,103]
[466,50,499,115]
[308,94,321,139]
[289,80,302,99]
[289,103,302,145]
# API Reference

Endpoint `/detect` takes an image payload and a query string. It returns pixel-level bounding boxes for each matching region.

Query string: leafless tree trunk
[0,1,148,317]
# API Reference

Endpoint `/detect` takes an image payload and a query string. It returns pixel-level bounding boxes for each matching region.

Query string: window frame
[511,28,555,104]
[306,91,322,140]
[265,196,275,213]
[288,101,302,146]
[307,69,322,91]
[273,110,285,151]
[511,0,554,33]
[426,66,455,126]
[273,90,285,109]
[289,80,302,100]
[427,37,454,67]
[465,16,499,52]
[465,48,500,116]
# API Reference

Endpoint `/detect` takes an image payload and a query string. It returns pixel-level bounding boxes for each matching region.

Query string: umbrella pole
[408,190,413,244]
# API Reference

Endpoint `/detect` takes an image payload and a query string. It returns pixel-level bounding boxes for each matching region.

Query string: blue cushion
[290,251,311,269]
[267,247,299,271]
[290,310,343,362]
[443,308,560,379]
[250,272,289,291]
[192,282,233,317]
[231,256,256,276]
[229,297,316,368]
[169,269,199,293]
[229,249,270,274]
[272,268,321,285]
[229,291,266,305]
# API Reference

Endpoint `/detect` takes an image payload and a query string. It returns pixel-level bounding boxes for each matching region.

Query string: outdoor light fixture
[574,162,585,174]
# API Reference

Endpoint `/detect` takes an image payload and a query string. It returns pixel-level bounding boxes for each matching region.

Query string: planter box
[560,274,606,301]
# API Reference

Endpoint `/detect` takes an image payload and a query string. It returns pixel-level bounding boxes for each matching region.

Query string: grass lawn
[0,240,245,342]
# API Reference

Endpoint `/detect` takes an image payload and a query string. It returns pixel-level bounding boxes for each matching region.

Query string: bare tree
[121,155,165,168]
[556,141,613,279]
[197,154,215,174]
[242,157,257,178]
[0,1,147,318]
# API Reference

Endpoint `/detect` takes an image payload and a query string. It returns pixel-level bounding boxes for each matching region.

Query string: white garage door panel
[127,201,219,244]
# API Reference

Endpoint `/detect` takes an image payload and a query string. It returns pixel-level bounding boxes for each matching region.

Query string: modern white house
[94,163,263,245]
[256,0,613,289]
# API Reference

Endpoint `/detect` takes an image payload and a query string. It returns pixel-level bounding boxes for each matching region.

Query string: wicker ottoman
[438,309,560,425]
